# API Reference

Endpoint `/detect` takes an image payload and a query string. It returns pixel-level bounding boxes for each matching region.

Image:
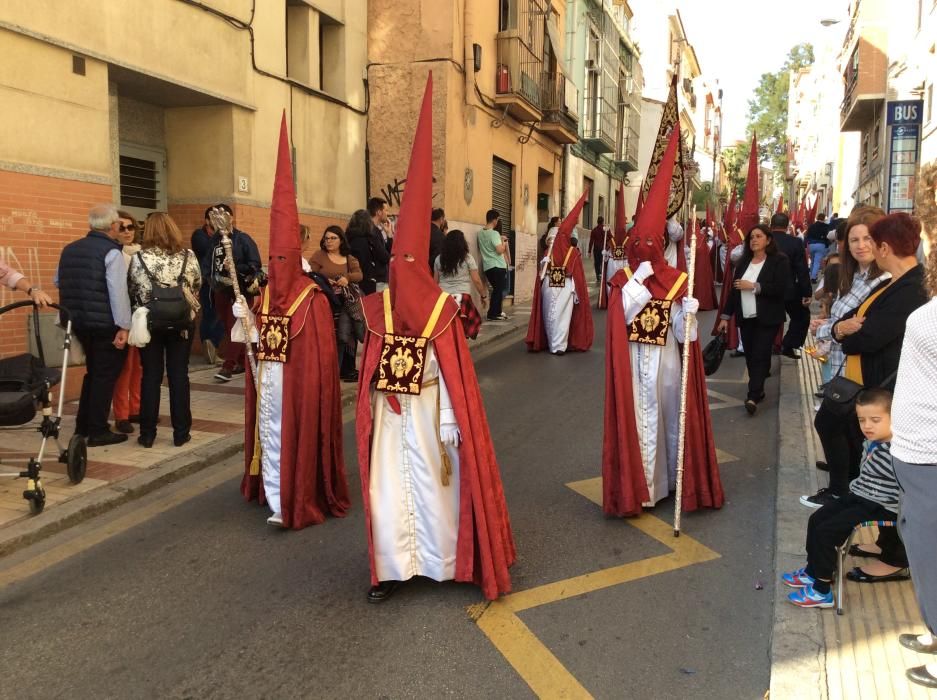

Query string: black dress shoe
[87,431,129,447]
[907,665,937,689]
[128,414,141,423]
[745,400,757,415]
[115,420,135,434]
[845,566,910,583]
[367,580,400,604]
[730,350,745,358]
[847,544,879,558]
[900,633,937,654]
[781,348,802,360]
[173,434,191,447]
[138,435,155,448]
[816,460,830,472]
[340,371,359,383]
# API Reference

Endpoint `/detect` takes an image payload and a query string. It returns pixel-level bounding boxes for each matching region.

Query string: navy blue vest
[58,231,121,333]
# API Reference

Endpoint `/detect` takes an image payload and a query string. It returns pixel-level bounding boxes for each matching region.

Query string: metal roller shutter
[491,157,513,232]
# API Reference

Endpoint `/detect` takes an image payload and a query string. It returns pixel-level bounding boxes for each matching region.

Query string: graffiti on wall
[378,177,439,209]
[0,207,74,306]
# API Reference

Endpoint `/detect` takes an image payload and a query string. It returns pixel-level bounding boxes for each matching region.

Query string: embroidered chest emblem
[257,314,290,362]
[629,299,673,346]
[548,265,567,287]
[377,334,427,395]
[611,245,626,260]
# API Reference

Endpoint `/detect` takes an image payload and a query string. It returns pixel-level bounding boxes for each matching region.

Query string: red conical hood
[776,194,784,214]
[739,132,760,233]
[266,111,306,313]
[628,124,680,266]
[613,184,627,245]
[387,73,453,337]
[550,190,588,267]
[627,124,686,299]
[806,194,819,224]
[705,204,713,229]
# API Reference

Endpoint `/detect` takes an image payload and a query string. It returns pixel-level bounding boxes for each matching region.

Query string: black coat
[723,253,791,327]
[429,224,445,271]
[348,227,390,295]
[770,229,812,299]
[838,265,928,389]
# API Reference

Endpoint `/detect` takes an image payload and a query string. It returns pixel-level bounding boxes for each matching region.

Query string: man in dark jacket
[770,213,813,358]
[57,204,132,446]
[805,213,831,282]
[191,208,225,365]
[208,204,262,381]
[368,197,392,290]
[429,208,446,270]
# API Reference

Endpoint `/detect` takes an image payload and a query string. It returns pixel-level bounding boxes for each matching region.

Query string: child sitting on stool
[783,388,909,608]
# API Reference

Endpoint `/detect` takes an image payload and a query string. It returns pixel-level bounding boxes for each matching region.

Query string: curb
[0,307,535,559]
[0,434,244,559]
[768,356,828,699]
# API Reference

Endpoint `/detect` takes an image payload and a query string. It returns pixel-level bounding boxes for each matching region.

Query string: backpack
[136,250,192,332]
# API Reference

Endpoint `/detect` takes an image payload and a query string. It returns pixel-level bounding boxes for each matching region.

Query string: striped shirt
[816,269,891,376]
[849,440,900,513]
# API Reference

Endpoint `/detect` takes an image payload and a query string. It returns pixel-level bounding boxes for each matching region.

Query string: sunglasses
[119,224,135,232]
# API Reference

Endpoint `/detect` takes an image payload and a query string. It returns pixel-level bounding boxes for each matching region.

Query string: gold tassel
[436,379,452,487]
[249,364,264,475]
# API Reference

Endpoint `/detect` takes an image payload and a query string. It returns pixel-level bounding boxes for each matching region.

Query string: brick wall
[0,170,112,358]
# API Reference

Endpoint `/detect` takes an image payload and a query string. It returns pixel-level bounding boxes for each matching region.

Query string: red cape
[525,248,594,352]
[242,288,351,528]
[694,233,718,311]
[712,246,739,350]
[355,296,516,600]
[602,270,725,516]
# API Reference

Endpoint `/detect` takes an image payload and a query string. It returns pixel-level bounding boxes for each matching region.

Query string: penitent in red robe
[241,286,351,529]
[525,247,594,352]
[602,270,725,517]
[355,294,516,601]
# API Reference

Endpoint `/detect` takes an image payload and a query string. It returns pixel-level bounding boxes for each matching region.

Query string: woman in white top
[434,229,487,338]
[717,225,792,415]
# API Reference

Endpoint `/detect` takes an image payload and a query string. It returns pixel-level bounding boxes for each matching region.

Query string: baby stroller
[0,300,85,514]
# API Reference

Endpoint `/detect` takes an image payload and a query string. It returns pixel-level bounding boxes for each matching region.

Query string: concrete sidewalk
[0,300,533,557]
[770,340,930,699]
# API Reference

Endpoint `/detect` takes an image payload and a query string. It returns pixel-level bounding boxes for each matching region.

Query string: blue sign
[887,100,924,126]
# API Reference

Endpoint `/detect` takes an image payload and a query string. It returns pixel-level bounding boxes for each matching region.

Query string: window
[119,143,166,216]
[499,0,517,32]
[286,2,344,97]
[582,177,594,228]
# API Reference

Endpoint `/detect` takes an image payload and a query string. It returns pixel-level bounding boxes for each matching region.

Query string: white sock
[926,662,937,677]
[919,632,936,646]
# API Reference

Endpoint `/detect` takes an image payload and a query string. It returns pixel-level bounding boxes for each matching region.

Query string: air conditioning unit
[622,77,634,94]
[585,58,599,72]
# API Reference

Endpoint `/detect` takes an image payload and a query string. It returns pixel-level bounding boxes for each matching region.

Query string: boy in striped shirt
[784,388,908,608]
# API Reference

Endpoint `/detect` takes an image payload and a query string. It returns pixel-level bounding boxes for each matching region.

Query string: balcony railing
[582,91,617,153]
[540,73,579,136]
[495,33,543,114]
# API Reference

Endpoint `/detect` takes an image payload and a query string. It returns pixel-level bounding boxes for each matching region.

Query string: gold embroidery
[377,334,428,395]
[611,245,626,260]
[629,299,673,346]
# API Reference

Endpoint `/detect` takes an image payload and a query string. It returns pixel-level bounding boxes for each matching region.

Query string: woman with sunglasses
[111,211,143,433]
[308,225,363,382]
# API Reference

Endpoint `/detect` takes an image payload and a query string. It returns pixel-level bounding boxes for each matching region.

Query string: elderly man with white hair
[57,204,132,446]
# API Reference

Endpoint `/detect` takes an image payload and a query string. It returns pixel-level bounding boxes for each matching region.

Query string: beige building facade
[367,0,577,304]
[0,0,368,355]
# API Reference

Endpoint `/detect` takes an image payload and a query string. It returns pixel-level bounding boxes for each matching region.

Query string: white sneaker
[266,513,284,527]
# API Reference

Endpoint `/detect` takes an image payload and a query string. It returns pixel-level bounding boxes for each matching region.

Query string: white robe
[540,259,577,354]
[233,320,285,517]
[369,345,461,583]
[604,256,628,300]
[619,246,696,505]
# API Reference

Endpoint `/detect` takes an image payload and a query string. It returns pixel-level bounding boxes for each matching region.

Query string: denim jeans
[808,242,827,281]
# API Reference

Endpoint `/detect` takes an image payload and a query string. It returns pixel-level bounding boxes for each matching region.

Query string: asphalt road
[0,308,780,699]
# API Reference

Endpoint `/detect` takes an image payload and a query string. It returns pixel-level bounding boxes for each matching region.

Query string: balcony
[840,35,887,131]
[495,32,543,123]
[538,73,579,145]
[581,88,616,154]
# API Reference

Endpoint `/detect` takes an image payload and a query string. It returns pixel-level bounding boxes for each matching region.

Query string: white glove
[683,296,700,315]
[729,244,745,264]
[667,218,685,242]
[232,298,249,319]
[440,423,461,447]
[602,249,610,260]
[633,260,654,283]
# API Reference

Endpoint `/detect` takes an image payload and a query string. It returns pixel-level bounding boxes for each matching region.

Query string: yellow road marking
[476,600,592,699]
[471,476,721,698]
[0,461,240,588]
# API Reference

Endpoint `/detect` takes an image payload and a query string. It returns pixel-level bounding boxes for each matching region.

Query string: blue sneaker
[787,584,833,609]
[781,567,815,588]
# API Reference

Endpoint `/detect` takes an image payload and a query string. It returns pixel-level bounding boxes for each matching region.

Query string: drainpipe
[561,145,569,216]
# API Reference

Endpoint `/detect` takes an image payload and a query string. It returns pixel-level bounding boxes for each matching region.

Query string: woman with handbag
[308,225,364,382]
[434,229,488,339]
[804,212,929,510]
[717,224,791,416]
[127,212,201,448]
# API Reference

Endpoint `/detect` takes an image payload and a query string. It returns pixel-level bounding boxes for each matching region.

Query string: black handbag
[137,251,192,332]
[821,367,898,417]
[702,333,728,376]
